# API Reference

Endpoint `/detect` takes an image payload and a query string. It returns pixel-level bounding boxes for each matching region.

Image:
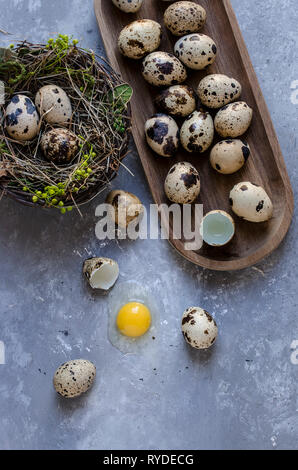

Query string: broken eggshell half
[83,257,119,290]
[200,210,235,247]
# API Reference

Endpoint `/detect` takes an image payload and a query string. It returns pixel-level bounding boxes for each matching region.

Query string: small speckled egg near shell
[155,85,196,117]
[174,33,217,70]
[35,85,72,126]
[197,74,242,109]
[180,110,214,153]
[118,20,162,59]
[229,182,273,222]
[106,190,144,228]
[164,1,207,36]
[142,51,187,87]
[145,114,179,157]
[164,161,200,204]
[112,0,143,13]
[182,307,218,349]
[41,128,79,165]
[5,94,39,141]
[215,101,253,138]
[53,359,96,398]
[210,139,250,174]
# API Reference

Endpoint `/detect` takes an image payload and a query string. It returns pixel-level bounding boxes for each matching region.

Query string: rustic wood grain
[94,0,294,271]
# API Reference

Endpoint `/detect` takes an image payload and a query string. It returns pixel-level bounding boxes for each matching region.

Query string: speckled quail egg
[174,33,217,70]
[142,51,187,87]
[164,1,207,36]
[83,257,119,290]
[118,20,162,59]
[200,210,235,247]
[40,128,79,165]
[180,110,214,153]
[210,139,250,174]
[182,307,218,349]
[215,101,253,138]
[164,161,200,204]
[106,190,144,228]
[35,85,72,125]
[197,74,242,109]
[112,0,143,13]
[229,182,273,223]
[5,94,39,141]
[53,359,96,398]
[155,85,196,117]
[145,114,179,157]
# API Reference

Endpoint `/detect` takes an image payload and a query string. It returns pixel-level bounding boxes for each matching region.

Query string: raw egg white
[108,281,158,354]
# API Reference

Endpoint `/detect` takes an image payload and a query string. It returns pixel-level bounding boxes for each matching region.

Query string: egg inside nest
[108,281,158,355]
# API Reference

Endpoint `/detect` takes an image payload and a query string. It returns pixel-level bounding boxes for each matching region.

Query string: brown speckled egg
[210,139,250,174]
[112,0,143,13]
[164,161,200,204]
[142,51,187,87]
[35,85,72,126]
[229,182,273,223]
[53,359,96,398]
[164,1,207,36]
[215,101,253,138]
[181,307,218,349]
[197,74,242,109]
[145,114,179,157]
[155,85,196,117]
[118,19,162,59]
[5,95,39,141]
[105,190,143,228]
[174,33,217,70]
[40,128,79,165]
[180,110,214,153]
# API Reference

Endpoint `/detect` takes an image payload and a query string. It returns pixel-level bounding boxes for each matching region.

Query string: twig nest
[182,307,218,349]
[155,85,196,117]
[229,182,273,222]
[35,85,72,125]
[106,190,144,228]
[5,94,39,141]
[164,161,200,204]
[112,0,143,13]
[200,210,235,247]
[118,20,162,59]
[83,257,119,290]
[164,1,207,36]
[210,139,250,174]
[53,359,96,398]
[145,113,179,157]
[40,128,79,165]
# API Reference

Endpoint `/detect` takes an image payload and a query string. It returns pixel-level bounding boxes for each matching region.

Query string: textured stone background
[0,0,297,450]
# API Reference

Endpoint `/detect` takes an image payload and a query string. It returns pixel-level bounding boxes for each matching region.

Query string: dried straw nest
[0,35,132,213]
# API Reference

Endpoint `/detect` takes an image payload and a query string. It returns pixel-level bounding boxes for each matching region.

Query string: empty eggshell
[112,0,143,13]
[145,113,179,157]
[118,19,162,59]
[164,1,207,36]
[214,101,253,138]
[164,161,200,204]
[229,181,273,222]
[106,189,144,228]
[180,110,214,153]
[155,85,196,117]
[142,51,187,87]
[210,139,250,174]
[5,94,39,141]
[35,85,72,126]
[53,359,96,398]
[174,33,217,70]
[83,257,119,290]
[182,307,218,349]
[200,210,235,247]
[197,74,242,109]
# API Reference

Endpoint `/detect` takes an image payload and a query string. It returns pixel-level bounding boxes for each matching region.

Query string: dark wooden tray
[94,0,294,271]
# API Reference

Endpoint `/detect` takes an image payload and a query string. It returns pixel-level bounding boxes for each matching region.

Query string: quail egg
[5,94,39,141]
[164,161,200,204]
[215,101,253,138]
[210,139,250,174]
[182,307,218,349]
[106,189,144,228]
[180,110,214,153]
[155,85,196,117]
[200,210,235,247]
[145,113,179,157]
[197,74,242,109]
[118,19,162,59]
[53,359,96,398]
[229,182,273,223]
[35,85,72,125]
[174,33,217,70]
[83,257,119,290]
[112,0,143,13]
[164,1,207,36]
[142,51,187,87]
[40,128,79,165]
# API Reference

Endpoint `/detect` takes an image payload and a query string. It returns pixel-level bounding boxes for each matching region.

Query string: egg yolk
[116,302,151,338]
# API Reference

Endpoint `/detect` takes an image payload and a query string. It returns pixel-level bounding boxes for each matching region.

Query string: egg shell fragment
[174,33,217,70]
[197,74,242,109]
[53,359,96,398]
[182,307,218,349]
[164,1,207,36]
[83,257,119,290]
[215,101,253,138]
[210,139,250,174]
[112,0,143,13]
[155,85,196,117]
[118,20,162,59]
[229,182,273,222]
[5,94,39,141]
[164,161,200,204]
[142,51,187,87]
[145,113,179,157]
[35,85,72,126]
[180,110,214,153]
[200,210,235,247]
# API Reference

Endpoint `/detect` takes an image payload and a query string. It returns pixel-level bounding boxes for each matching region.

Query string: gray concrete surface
[0,0,297,450]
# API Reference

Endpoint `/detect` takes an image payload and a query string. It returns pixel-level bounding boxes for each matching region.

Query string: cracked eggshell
[118,20,162,59]
[182,307,218,349]
[53,359,96,398]
[164,161,200,204]
[210,139,250,174]
[200,210,235,247]
[145,113,179,157]
[83,257,119,290]
[215,101,253,138]
[35,85,72,126]
[180,110,214,153]
[41,128,79,165]
[197,74,242,109]
[229,182,273,222]
[112,0,143,12]
[174,33,217,70]
[142,51,187,87]
[155,85,196,117]
[5,94,39,141]
[106,189,144,228]
[164,1,207,36]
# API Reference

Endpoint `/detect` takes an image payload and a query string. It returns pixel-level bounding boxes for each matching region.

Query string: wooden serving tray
[94,0,294,271]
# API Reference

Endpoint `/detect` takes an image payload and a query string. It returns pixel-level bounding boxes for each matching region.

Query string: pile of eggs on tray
[4,85,78,165]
